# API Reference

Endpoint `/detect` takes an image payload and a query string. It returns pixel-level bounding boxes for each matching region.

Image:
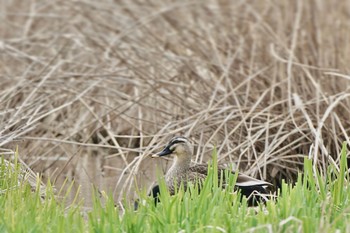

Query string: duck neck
[166,154,192,181]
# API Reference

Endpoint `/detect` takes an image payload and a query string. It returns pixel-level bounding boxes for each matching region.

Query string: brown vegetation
[1,0,350,206]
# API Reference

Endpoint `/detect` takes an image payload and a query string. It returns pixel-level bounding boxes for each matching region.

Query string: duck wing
[190,163,271,186]
[236,173,271,187]
[189,163,272,205]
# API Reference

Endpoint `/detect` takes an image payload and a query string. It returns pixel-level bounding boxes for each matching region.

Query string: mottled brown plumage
[152,136,272,205]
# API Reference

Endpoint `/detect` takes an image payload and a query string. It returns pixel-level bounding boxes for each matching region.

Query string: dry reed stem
[1,0,350,205]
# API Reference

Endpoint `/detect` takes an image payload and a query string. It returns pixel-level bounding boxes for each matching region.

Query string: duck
[149,136,272,206]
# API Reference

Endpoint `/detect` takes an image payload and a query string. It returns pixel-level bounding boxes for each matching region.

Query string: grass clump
[1,145,350,232]
[0,151,84,233]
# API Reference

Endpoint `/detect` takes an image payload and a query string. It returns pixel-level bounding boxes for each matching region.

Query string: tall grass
[0,153,84,232]
[1,145,350,232]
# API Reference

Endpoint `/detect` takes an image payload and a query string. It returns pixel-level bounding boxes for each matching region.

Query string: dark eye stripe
[168,140,184,151]
[170,138,187,145]
[171,140,184,144]
[165,136,189,151]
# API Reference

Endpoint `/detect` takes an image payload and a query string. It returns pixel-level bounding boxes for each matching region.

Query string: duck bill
[152,146,172,158]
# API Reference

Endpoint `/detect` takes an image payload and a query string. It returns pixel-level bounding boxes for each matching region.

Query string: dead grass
[1,0,350,206]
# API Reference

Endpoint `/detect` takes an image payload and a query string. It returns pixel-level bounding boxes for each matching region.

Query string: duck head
[152,136,193,158]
